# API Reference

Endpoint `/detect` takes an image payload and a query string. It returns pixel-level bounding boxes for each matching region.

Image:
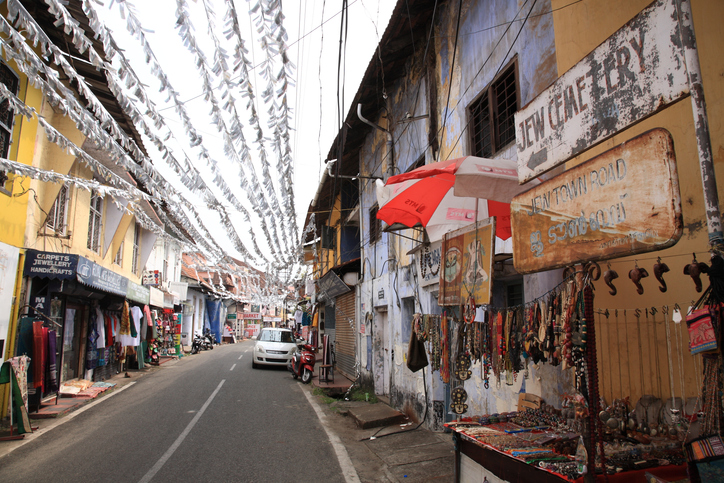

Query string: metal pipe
[357,104,394,181]
[676,0,722,246]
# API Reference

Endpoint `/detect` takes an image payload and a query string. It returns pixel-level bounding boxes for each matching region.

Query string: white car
[252,328,298,368]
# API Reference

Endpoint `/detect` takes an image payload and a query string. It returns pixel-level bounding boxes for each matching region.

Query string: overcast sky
[93,0,395,268]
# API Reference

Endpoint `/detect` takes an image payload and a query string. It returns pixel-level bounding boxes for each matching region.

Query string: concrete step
[348,402,408,429]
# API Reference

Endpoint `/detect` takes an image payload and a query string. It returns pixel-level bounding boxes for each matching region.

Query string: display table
[450,426,688,483]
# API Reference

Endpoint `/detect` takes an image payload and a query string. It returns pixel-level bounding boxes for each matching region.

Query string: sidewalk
[310,390,455,482]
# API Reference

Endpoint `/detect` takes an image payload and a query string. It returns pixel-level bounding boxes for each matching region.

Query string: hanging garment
[144,305,153,326]
[95,306,106,349]
[120,301,131,336]
[0,358,32,434]
[32,321,46,391]
[130,306,143,344]
[46,330,58,392]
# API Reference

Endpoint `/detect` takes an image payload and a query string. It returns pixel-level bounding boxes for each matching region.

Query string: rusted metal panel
[515,0,689,184]
[511,129,682,274]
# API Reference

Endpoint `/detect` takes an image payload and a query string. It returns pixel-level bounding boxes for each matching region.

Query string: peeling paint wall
[355,0,559,430]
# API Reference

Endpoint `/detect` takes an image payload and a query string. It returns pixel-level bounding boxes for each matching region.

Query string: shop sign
[511,129,682,274]
[126,281,150,305]
[76,257,128,297]
[242,312,260,319]
[439,218,495,306]
[24,250,78,279]
[318,270,351,299]
[515,0,689,183]
[227,313,237,320]
[142,270,160,286]
[149,286,164,307]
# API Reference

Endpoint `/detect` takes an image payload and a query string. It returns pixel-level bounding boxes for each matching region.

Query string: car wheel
[301,368,312,384]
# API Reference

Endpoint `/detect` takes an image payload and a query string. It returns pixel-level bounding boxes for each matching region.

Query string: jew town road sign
[515,0,689,183]
[511,129,682,274]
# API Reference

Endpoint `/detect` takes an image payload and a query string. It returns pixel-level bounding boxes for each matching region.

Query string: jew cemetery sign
[511,129,682,274]
[515,0,689,183]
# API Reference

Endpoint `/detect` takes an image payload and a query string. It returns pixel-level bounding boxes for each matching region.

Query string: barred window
[469,62,518,157]
[46,185,69,235]
[369,204,381,244]
[87,190,103,252]
[0,62,19,195]
[114,241,124,266]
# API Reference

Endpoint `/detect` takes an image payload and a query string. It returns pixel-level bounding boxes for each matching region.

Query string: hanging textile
[95,306,106,349]
[32,321,46,391]
[120,301,131,336]
[0,357,32,434]
[46,330,58,392]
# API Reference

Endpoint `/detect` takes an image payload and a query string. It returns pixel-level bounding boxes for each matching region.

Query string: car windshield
[259,330,294,343]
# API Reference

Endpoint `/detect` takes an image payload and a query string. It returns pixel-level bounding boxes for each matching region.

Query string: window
[321,225,336,250]
[46,184,69,235]
[87,190,103,252]
[114,241,124,266]
[469,62,518,157]
[132,222,140,275]
[369,204,381,244]
[0,62,19,195]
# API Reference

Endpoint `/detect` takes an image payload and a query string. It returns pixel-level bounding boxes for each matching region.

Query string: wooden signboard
[511,128,682,274]
[439,218,495,306]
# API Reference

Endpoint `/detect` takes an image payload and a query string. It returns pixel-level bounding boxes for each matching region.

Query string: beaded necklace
[441,314,450,383]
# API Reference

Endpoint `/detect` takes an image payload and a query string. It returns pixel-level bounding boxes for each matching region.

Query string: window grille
[46,185,69,235]
[469,62,518,157]
[87,191,102,252]
[132,223,140,275]
[369,205,381,244]
[0,62,18,195]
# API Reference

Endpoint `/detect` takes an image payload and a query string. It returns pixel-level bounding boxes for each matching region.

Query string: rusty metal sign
[511,129,682,274]
[515,0,689,183]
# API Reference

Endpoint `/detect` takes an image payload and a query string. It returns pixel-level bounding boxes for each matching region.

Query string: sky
[91,0,396,271]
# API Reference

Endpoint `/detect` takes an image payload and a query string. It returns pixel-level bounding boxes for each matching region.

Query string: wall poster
[439,218,495,306]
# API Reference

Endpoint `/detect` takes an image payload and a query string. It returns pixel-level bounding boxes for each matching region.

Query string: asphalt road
[0,340,347,483]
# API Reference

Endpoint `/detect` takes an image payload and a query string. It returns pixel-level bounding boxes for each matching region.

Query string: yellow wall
[551,0,724,403]
[0,61,41,248]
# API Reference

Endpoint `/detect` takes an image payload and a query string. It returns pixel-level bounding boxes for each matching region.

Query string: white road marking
[230,364,236,371]
[238,354,243,360]
[138,379,225,483]
[302,388,361,483]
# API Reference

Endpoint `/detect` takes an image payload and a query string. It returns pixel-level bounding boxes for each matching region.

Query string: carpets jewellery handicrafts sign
[511,129,682,274]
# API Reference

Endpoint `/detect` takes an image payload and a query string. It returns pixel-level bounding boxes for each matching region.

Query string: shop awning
[24,249,130,298]
[76,257,129,297]
[24,250,79,280]
[127,281,150,305]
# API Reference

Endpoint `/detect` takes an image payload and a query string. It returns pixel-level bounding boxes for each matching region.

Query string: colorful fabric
[144,305,153,326]
[8,355,30,409]
[95,306,106,349]
[0,359,32,434]
[120,301,131,336]
[46,330,58,392]
[32,321,46,391]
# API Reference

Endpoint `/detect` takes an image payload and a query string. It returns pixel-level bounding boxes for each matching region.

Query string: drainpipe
[357,103,397,286]
[676,0,723,246]
[357,104,394,181]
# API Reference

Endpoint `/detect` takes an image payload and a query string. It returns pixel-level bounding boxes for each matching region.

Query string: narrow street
[0,340,347,482]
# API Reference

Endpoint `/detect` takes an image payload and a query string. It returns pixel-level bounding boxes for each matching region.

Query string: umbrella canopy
[375,156,526,243]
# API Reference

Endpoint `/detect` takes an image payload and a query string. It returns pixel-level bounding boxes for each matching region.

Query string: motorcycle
[202,329,215,350]
[191,333,205,354]
[288,341,316,384]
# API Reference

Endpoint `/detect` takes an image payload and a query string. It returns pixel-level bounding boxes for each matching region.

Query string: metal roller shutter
[335,290,356,379]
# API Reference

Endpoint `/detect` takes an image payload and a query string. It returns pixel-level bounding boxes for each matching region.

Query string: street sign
[515,0,689,183]
[511,129,682,273]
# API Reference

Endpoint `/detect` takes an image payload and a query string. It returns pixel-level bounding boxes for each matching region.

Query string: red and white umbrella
[376,156,532,243]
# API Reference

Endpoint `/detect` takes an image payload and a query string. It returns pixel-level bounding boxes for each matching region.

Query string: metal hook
[650,307,658,316]
[634,308,641,318]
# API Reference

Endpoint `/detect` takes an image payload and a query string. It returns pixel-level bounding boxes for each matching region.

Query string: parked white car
[252,328,298,368]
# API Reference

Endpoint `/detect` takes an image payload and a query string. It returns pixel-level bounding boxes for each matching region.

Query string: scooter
[288,342,316,384]
[202,329,215,350]
[191,333,205,354]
